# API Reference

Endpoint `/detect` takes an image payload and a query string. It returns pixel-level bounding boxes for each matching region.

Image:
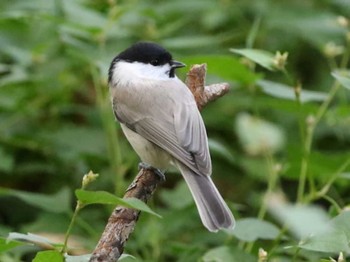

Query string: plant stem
[246,15,262,49]
[314,82,341,125]
[246,152,278,252]
[61,202,83,254]
[296,34,350,203]
[304,158,350,203]
[297,80,341,203]
[297,123,313,203]
[321,195,342,213]
[257,153,277,219]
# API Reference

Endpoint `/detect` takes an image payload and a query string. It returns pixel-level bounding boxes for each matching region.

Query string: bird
[108,41,235,232]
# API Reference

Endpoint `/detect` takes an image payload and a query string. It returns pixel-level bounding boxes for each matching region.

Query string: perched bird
[108,42,235,232]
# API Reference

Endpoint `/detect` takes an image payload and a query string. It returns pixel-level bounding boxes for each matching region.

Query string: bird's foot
[138,162,166,182]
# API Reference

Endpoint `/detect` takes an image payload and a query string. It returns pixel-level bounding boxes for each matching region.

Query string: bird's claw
[138,162,166,182]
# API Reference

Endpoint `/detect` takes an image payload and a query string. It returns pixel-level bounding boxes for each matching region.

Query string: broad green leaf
[340,172,350,179]
[267,8,346,47]
[0,65,28,87]
[63,0,107,29]
[162,35,221,49]
[119,254,136,261]
[75,189,125,205]
[65,254,91,262]
[235,112,285,155]
[0,237,26,253]
[0,187,71,213]
[41,126,106,160]
[75,190,161,218]
[332,70,350,90]
[230,48,276,70]
[8,232,53,246]
[231,218,280,241]
[64,253,135,262]
[124,198,161,218]
[33,250,63,262]
[269,203,330,239]
[258,80,328,103]
[203,246,234,262]
[202,246,255,262]
[299,211,350,253]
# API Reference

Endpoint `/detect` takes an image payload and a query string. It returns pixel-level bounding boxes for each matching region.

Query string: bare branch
[185,64,230,111]
[89,64,230,262]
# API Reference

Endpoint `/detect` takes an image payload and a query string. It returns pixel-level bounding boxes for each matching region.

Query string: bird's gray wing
[112,81,211,176]
[173,99,211,175]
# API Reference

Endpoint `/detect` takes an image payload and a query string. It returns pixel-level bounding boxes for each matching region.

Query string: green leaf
[269,204,330,239]
[340,172,350,179]
[230,48,276,71]
[267,8,346,47]
[123,198,161,218]
[0,187,71,213]
[332,70,350,90]
[75,189,125,205]
[202,246,255,262]
[65,254,91,262]
[162,35,221,49]
[258,80,328,102]
[33,250,63,262]
[0,237,26,253]
[64,253,135,262]
[42,126,106,160]
[235,112,285,155]
[8,232,53,246]
[119,254,136,261]
[75,190,161,218]
[0,66,28,87]
[230,218,280,241]
[299,211,350,253]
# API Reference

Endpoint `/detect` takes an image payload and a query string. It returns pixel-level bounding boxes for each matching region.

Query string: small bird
[108,42,235,232]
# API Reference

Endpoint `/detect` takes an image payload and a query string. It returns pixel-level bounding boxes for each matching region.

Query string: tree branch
[89,64,230,262]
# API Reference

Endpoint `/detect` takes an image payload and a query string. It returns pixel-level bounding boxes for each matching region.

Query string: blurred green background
[1,0,350,261]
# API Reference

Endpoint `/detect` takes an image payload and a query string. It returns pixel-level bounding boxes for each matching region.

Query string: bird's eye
[150,59,159,66]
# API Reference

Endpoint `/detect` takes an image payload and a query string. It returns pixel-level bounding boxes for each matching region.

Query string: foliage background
[0,0,350,261]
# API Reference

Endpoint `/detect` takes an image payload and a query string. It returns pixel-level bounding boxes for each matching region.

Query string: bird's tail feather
[177,163,235,232]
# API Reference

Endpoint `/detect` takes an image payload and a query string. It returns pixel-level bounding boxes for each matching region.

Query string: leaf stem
[245,152,278,252]
[246,15,262,49]
[61,201,84,254]
[297,80,341,203]
[321,195,342,213]
[304,158,350,203]
[297,122,314,203]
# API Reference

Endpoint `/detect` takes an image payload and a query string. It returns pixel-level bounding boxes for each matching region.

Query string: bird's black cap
[109,42,184,82]
[116,42,172,65]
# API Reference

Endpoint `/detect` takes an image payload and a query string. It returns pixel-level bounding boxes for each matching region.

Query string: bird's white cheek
[112,61,173,83]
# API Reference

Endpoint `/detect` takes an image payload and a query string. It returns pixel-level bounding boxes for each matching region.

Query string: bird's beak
[171,60,186,69]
